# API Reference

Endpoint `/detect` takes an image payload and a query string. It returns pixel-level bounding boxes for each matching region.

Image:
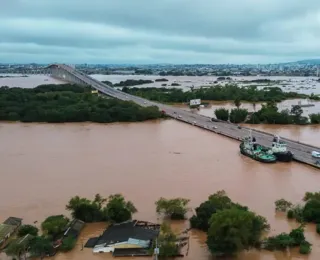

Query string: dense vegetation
[215,100,320,125]
[190,190,314,257]
[102,79,153,87]
[41,215,69,237]
[0,84,162,123]
[17,225,39,237]
[122,85,308,103]
[274,191,320,249]
[262,226,311,254]
[155,197,190,220]
[190,190,268,257]
[66,193,137,223]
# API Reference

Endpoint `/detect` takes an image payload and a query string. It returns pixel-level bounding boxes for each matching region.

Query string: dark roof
[84,237,99,248]
[96,220,159,246]
[64,219,85,238]
[15,234,34,246]
[3,217,22,227]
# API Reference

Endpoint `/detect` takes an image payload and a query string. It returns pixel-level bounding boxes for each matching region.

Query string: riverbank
[1,121,320,260]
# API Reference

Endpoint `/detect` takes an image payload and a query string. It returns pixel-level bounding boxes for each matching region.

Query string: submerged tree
[275,199,293,212]
[6,241,26,260]
[41,215,69,236]
[206,207,269,257]
[66,193,137,223]
[104,194,137,223]
[18,225,39,237]
[153,222,179,257]
[214,108,229,121]
[155,197,190,220]
[29,236,53,260]
[190,190,248,231]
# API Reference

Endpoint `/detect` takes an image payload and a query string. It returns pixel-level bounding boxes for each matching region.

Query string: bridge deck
[53,64,320,169]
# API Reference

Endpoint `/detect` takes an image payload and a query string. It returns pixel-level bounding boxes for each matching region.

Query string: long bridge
[48,64,320,169]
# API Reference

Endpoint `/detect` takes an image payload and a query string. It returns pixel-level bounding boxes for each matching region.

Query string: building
[63,219,85,239]
[85,220,160,256]
[0,217,22,248]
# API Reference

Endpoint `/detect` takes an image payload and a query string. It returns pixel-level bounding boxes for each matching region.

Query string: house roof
[95,220,159,246]
[0,224,15,241]
[3,217,22,227]
[15,234,34,246]
[64,219,85,238]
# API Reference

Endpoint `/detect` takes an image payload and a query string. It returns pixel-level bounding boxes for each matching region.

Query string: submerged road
[57,64,320,169]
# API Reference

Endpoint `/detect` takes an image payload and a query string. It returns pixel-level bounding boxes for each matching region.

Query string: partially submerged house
[53,219,85,249]
[63,219,85,239]
[0,217,22,248]
[85,220,160,256]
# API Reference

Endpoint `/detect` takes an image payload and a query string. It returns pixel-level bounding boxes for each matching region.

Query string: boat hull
[273,152,293,162]
[240,144,277,163]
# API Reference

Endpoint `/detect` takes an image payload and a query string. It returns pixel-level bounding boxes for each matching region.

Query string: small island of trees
[0,84,163,123]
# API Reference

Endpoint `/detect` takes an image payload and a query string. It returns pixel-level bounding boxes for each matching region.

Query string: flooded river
[1,120,320,260]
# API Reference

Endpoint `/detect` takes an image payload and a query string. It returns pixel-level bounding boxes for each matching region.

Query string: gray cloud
[1,0,320,64]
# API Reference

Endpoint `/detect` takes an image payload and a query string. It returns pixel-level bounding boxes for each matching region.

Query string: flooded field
[1,74,320,95]
[0,120,320,260]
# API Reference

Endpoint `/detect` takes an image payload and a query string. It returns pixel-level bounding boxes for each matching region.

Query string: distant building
[85,220,160,256]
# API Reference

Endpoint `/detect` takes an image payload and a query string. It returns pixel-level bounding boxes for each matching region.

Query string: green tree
[66,194,105,222]
[303,199,320,223]
[41,215,69,236]
[214,108,229,121]
[300,241,312,254]
[5,241,26,260]
[18,225,39,237]
[190,190,248,231]
[275,199,292,212]
[154,223,179,257]
[0,84,162,124]
[309,113,320,124]
[263,226,310,253]
[303,191,320,201]
[234,97,241,109]
[60,236,77,252]
[93,193,107,210]
[206,207,269,256]
[155,197,190,220]
[66,196,91,211]
[29,236,52,260]
[229,108,248,123]
[291,105,303,123]
[104,194,137,223]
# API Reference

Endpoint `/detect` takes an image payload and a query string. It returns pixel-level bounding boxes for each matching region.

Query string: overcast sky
[1,0,320,64]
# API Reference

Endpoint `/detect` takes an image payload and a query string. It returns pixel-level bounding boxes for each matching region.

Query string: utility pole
[154,238,159,260]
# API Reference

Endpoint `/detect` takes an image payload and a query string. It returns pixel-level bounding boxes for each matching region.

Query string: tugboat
[240,131,277,163]
[269,135,293,162]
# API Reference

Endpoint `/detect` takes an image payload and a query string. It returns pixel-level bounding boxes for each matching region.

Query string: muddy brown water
[0,120,320,260]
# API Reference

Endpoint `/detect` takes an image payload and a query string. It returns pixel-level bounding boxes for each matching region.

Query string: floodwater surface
[0,120,320,260]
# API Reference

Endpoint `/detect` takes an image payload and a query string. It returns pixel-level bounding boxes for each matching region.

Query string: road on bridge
[57,64,320,169]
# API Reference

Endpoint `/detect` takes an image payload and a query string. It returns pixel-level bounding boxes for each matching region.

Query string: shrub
[60,236,77,252]
[299,241,312,254]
